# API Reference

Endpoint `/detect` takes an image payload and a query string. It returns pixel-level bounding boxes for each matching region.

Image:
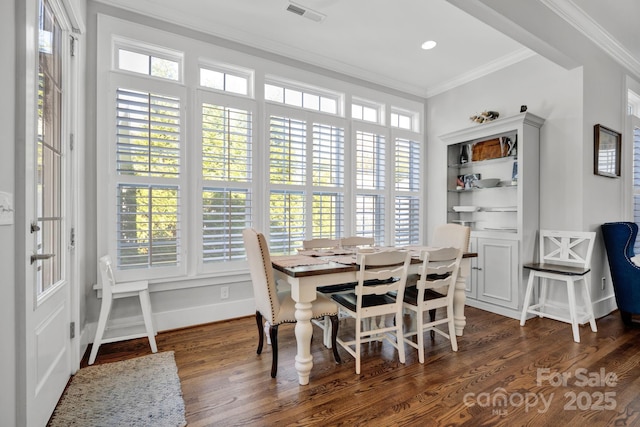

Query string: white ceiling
[97,0,640,98]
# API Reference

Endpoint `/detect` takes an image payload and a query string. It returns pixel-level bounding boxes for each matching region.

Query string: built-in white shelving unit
[440,112,545,319]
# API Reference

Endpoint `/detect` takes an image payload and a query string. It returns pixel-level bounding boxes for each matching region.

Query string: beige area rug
[48,351,187,427]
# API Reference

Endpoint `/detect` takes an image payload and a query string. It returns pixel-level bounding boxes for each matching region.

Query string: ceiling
[96,0,640,98]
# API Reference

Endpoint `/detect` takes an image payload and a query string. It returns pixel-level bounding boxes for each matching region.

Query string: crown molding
[540,0,640,78]
[426,48,537,98]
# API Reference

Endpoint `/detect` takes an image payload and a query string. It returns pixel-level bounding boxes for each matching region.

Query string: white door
[22,0,78,425]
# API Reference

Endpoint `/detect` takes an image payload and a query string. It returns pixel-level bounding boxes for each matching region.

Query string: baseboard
[464,299,522,320]
[81,298,255,347]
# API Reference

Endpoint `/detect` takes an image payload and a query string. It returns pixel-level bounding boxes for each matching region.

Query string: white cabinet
[440,113,544,319]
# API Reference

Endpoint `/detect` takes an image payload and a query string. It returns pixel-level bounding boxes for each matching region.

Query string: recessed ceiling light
[421,40,437,50]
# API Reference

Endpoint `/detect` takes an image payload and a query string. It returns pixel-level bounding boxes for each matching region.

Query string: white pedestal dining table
[271,248,476,385]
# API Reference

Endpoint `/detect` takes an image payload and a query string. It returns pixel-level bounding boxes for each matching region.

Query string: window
[265,81,340,115]
[117,47,180,81]
[394,137,421,246]
[352,100,383,124]
[633,123,640,254]
[37,0,64,294]
[200,64,252,96]
[355,130,386,244]
[115,88,182,269]
[391,108,417,131]
[201,102,253,263]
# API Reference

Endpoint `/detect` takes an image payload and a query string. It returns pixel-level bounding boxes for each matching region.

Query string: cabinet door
[466,237,478,299]
[476,238,519,309]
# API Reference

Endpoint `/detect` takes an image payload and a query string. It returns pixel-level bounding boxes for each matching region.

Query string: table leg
[454,258,470,336]
[294,301,313,385]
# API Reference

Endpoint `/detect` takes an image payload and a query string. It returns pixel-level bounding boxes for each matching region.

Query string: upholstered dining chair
[520,230,597,343]
[242,228,341,378]
[331,250,411,374]
[432,223,470,252]
[423,223,470,335]
[89,255,158,365]
[601,222,640,325]
[402,247,462,363]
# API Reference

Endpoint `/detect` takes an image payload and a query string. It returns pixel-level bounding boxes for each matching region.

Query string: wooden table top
[272,251,477,278]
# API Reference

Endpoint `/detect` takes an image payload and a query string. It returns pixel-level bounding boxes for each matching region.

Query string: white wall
[426,52,628,318]
[2,0,16,424]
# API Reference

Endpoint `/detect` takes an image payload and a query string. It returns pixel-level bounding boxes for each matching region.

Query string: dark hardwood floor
[82,307,640,426]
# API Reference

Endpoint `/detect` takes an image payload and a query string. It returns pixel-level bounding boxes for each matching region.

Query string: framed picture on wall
[594,124,621,178]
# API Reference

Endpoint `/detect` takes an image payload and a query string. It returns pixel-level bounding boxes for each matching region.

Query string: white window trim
[113,35,185,84]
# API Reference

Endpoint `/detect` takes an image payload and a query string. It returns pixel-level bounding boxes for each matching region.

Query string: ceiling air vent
[286,2,326,23]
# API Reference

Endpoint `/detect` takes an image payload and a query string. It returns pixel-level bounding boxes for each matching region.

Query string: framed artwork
[594,124,621,178]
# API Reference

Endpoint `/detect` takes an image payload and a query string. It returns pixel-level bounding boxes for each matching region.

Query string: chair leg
[269,324,279,378]
[396,310,405,365]
[621,310,634,326]
[256,311,264,355]
[138,290,157,353]
[447,303,458,352]
[520,272,536,326]
[416,308,425,364]
[330,315,341,363]
[88,296,113,365]
[429,309,436,339]
[355,316,362,375]
[567,281,580,343]
[581,278,598,333]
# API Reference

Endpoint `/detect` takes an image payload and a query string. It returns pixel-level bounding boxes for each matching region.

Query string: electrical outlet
[221,286,229,299]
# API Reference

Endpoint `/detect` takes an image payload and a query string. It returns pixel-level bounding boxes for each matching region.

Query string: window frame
[106,72,189,282]
[196,90,257,274]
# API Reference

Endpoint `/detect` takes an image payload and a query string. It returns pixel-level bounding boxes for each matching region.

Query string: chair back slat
[341,236,375,248]
[356,250,411,297]
[417,247,462,292]
[539,230,596,268]
[302,238,339,249]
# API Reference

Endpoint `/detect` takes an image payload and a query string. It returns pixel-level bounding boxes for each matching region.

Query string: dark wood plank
[78,307,640,426]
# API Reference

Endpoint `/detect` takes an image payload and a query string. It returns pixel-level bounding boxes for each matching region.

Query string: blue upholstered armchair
[601,222,640,325]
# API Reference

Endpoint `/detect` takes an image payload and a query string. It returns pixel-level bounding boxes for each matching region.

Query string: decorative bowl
[453,206,480,212]
[474,178,500,188]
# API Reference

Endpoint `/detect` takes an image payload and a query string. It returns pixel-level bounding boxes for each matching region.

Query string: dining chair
[89,255,158,365]
[316,236,376,296]
[402,247,462,363]
[331,249,411,374]
[432,223,470,252]
[302,238,340,250]
[424,223,470,335]
[340,236,375,249]
[242,228,341,378]
[520,230,597,343]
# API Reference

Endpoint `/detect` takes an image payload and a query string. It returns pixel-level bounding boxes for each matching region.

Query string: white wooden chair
[243,228,340,377]
[89,255,158,365]
[331,250,411,374]
[340,236,375,249]
[520,230,598,343]
[402,247,462,363]
[302,238,339,250]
